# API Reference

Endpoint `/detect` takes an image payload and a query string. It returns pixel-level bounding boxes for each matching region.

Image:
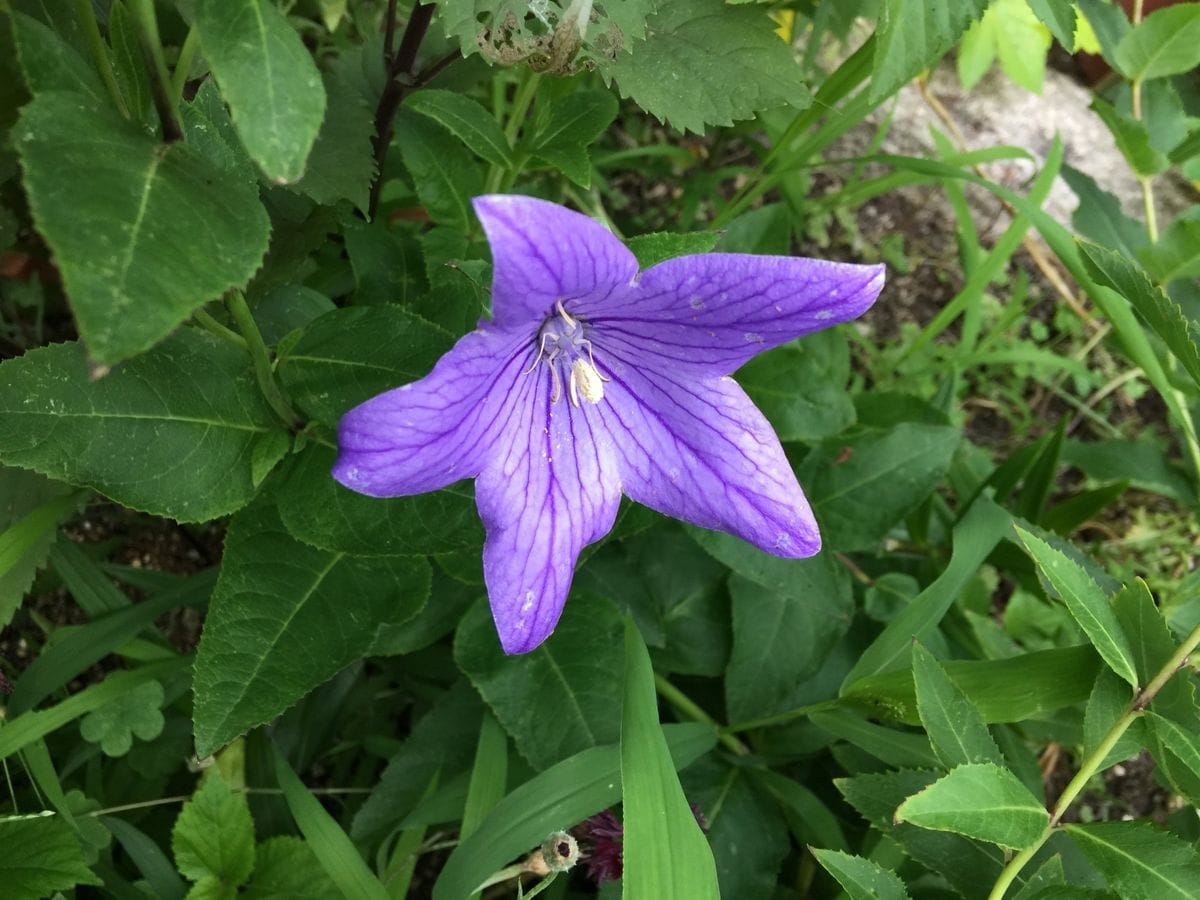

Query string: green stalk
[128,0,184,141]
[485,70,541,194]
[74,0,131,119]
[653,673,750,756]
[988,621,1200,899]
[224,290,300,428]
[192,308,248,350]
[170,26,200,107]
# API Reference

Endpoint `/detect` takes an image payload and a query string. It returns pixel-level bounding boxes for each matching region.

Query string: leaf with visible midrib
[195,0,326,183]
[14,92,270,365]
[0,331,282,523]
[192,503,430,755]
[1065,822,1200,899]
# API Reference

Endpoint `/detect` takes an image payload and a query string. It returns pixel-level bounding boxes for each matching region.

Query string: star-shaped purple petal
[334,195,884,654]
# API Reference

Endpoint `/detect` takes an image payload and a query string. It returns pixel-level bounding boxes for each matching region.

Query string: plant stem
[75,0,131,120]
[224,290,300,428]
[193,308,248,350]
[653,673,751,756]
[368,1,436,219]
[485,70,541,194]
[170,26,201,107]
[988,620,1200,899]
[129,0,184,142]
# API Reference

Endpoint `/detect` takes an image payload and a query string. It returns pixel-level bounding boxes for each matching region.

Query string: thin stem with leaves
[128,0,184,142]
[224,290,300,429]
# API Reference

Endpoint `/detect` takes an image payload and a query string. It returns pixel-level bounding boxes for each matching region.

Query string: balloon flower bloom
[333,196,884,653]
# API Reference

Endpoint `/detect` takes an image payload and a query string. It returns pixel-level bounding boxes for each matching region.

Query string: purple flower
[333,196,884,654]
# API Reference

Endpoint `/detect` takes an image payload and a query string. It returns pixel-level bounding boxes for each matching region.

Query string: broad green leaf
[108,0,152,124]
[276,305,453,428]
[1027,0,1076,50]
[1112,579,1197,725]
[725,552,852,722]
[0,814,103,898]
[1064,822,1200,899]
[811,849,911,900]
[845,645,1101,725]
[460,713,508,841]
[530,89,618,187]
[1150,714,1200,792]
[1075,0,1130,63]
[172,774,255,889]
[837,769,1010,896]
[293,72,375,210]
[1090,97,1169,176]
[396,111,482,231]
[454,594,624,770]
[872,0,989,101]
[192,503,430,755]
[1140,218,1200,284]
[405,89,512,168]
[1083,668,1142,769]
[0,469,75,629]
[1063,438,1193,505]
[621,619,720,900]
[812,708,940,769]
[432,722,715,900]
[80,679,165,757]
[1080,241,1200,391]
[104,817,188,900]
[602,0,812,133]
[911,642,1004,767]
[1062,165,1146,258]
[752,769,849,852]
[1114,4,1200,80]
[738,331,856,443]
[10,12,104,101]
[1015,526,1139,687]
[680,758,789,900]
[243,836,338,900]
[843,496,1011,684]
[14,93,270,364]
[0,332,281,522]
[625,231,720,269]
[195,0,326,183]
[274,446,482,557]
[272,747,389,900]
[959,0,1051,92]
[796,422,960,551]
[895,763,1049,850]
[340,216,428,307]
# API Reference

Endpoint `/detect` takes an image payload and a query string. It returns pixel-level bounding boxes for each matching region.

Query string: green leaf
[1062,165,1147,258]
[396,110,482,230]
[872,0,989,101]
[0,814,103,898]
[1090,97,1169,176]
[911,641,1004,767]
[14,93,270,364]
[811,849,912,900]
[432,722,715,900]
[845,645,1101,725]
[192,502,430,755]
[1078,241,1200,392]
[405,89,512,168]
[10,11,104,101]
[530,89,618,187]
[798,422,959,552]
[1076,0,1130,63]
[1114,4,1200,80]
[894,763,1049,850]
[276,305,453,428]
[1015,526,1139,687]
[194,0,326,183]
[738,331,856,443]
[812,708,940,769]
[243,836,338,900]
[275,445,482,556]
[0,469,75,629]
[293,72,375,210]
[843,496,1011,684]
[1027,0,1077,51]
[621,618,720,899]
[959,0,1051,92]
[460,713,508,841]
[724,552,852,722]
[172,774,256,889]
[454,594,624,770]
[79,679,165,756]
[752,769,849,852]
[340,216,427,307]
[1149,714,1200,791]
[1064,822,1200,899]
[1140,217,1200,284]
[1083,668,1142,769]
[272,747,389,900]
[625,231,719,268]
[0,332,280,522]
[108,1,152,125]
[601,0,812,133]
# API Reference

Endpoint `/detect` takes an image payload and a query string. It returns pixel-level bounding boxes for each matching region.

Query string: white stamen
[570,358,605,406]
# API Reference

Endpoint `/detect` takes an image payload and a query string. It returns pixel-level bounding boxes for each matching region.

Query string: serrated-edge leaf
[405,89,512,168]
[1113,4,1200,80]
[811,848,912,900]
[911,641,1004,768]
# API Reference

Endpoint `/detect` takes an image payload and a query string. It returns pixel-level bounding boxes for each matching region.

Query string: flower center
[525,300,609,407]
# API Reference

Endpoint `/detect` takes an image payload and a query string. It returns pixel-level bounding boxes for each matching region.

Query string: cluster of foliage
[1,0,1200,897]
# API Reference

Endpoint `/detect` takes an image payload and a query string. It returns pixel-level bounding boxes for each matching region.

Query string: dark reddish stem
[368,2,436,219]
